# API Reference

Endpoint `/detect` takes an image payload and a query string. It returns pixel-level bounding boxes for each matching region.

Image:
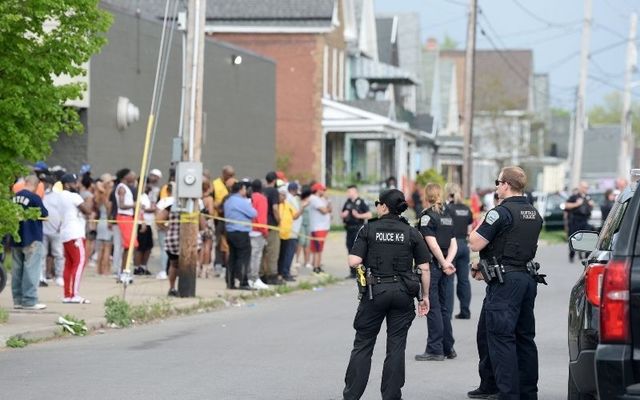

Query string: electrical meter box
[176,161,202,199]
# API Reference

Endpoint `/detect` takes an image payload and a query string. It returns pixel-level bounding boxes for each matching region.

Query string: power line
[477,22,570,105]
[511,0,582,28]
[593,23,627,41]
[442,0,468,7]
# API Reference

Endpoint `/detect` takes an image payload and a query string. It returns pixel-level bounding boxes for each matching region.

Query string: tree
[0,1,111,240]
[441,34,459,50]
[588,91,640,138]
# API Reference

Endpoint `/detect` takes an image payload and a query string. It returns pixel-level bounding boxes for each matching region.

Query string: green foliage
[59,314,88,336]
[0,1,112,240]
[588,91,640,138]
[415,169,446,188]
[441,34,458,50]
[6,336,28,348]
[551,108,570,118]
[104,296,132,328]
[0,307,8,324]
[130,300,173,324]
[540,229,566,244]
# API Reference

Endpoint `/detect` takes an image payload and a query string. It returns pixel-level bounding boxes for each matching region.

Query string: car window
[597,200,629,250]
[546,194,565,210]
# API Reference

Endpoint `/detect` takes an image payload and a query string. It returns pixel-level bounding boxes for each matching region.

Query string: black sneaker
[467,387,498,399]
[133,267,145,275]
[167,288,179,297]
[445,349,457,359]
[415,352,445,361]
[455,313,471,319]
[39,280,48,287]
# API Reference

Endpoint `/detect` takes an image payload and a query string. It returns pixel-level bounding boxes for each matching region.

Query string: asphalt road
[0,244,576,400]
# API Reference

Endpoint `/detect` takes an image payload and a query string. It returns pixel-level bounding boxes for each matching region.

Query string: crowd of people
[8,162,339,307]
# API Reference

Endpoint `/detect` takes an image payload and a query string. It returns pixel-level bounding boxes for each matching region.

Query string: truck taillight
[600,259,631,344]
[585,263,606,306]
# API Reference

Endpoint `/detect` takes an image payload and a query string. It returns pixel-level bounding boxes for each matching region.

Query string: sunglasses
[495,180,506,186]
[375,200,383,207]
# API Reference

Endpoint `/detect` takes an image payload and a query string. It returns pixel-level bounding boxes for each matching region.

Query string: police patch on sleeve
[420,215,431,227]
[485,210,500,225]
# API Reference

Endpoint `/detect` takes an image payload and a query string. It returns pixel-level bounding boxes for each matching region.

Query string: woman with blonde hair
[444,182,473,320]
[415,182,457,361]
[94,180,113,275]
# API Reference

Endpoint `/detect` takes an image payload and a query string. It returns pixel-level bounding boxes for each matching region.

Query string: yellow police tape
[36,212,328,242]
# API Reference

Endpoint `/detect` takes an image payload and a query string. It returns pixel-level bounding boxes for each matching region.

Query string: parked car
[536,192,567,230]
[569,180,639,399]
[588,191,605,230]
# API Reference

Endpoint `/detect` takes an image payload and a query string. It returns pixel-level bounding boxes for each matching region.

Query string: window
[332,48,338,99]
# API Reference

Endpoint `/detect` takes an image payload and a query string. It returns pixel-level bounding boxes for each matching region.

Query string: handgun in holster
[365,268,373,300]
[478,259,504,284]
[355,265,367,299]
[526,261,548,285]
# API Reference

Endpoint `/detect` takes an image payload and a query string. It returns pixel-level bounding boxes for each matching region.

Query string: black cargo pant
[485,272,538,400]
[343,282,415,400]
[476,291,498,394]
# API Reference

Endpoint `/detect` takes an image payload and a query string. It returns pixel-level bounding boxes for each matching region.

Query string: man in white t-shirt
[308,183,331,274]
[59,174,92,303]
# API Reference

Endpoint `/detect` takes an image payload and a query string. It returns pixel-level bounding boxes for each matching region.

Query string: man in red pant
[59,174,92,303]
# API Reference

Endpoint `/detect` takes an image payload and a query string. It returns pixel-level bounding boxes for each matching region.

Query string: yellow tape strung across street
[36,212,329,242]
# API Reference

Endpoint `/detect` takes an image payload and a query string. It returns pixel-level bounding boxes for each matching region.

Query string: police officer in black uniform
[415,183,458,361]
[342,185,372,278]
[342,189,431,400]
[445,183,474,320]
[468,166,543,400]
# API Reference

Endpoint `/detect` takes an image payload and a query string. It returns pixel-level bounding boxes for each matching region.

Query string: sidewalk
[0,232,352,348]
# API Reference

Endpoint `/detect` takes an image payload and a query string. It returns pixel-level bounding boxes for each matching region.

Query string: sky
[375,0,640,111]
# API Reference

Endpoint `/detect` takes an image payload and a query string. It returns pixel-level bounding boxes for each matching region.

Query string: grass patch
[540,229,567,245]
[6,335,28,348]
[104,296,133,328]
[0,307,8,324]
[130,300,173,324]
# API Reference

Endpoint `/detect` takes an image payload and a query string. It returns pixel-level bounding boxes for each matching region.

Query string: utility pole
[570,0,592,190]
[618,13,637,178]
[178,0,205,297]
[462,0,477,197]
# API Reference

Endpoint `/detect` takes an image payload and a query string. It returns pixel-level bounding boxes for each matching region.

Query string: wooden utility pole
[178,0,206,297]
[618,13,637,178]
[570,0,592,189]
[462,0,477,197]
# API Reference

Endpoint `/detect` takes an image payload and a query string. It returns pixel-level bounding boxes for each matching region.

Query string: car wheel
[568,369,597,400]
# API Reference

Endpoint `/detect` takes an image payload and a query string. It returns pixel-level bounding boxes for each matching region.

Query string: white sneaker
[252,278,270,290]
[156,270,168,280]
[55,277,64,287]
[23,303,47,310]
[304,263,313,270]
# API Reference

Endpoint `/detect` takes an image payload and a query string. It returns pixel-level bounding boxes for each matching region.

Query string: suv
[594,180,640,399]
[568,183,636,399]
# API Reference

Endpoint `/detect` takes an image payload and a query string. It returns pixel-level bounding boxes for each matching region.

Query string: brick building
[207,0,346,182]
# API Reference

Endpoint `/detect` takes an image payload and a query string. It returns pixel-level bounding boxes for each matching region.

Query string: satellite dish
[355,78,369,99]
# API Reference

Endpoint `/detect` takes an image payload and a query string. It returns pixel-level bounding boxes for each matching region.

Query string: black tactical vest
[418,206,455,251]
[365,217,413,276]
[479,200,543,266]
[448,203,472,239]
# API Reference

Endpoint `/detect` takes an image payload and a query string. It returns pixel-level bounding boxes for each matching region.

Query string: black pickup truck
[592,181,640,399]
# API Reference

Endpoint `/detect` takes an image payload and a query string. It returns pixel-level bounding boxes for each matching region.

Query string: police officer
[468,166,543,400]
[415,183,458,361]
[564,181,594,263]
[341,185,372,278]
[343,189,431,400]
[445,182,474,320]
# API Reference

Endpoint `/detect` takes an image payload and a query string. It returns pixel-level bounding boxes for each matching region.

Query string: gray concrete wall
[49,3,276,180]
